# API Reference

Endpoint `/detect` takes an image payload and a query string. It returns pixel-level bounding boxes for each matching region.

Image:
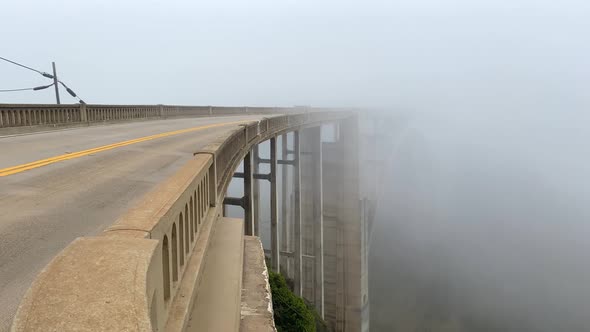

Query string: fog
[370,111,590,331]
[3,0,590,330]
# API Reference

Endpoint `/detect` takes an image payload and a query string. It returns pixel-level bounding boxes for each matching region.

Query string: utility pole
[52,62,60,104]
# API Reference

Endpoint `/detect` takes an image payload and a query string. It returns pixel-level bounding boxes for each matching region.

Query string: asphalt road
[0,116,264,331]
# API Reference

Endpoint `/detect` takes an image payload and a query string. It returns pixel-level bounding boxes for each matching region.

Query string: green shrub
[305,299,330,332]
[269,270,316,332]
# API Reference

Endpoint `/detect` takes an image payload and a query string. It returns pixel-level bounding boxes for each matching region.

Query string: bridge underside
[223,117,367,331]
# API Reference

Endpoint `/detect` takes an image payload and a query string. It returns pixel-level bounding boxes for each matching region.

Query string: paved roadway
[0,115,265,331]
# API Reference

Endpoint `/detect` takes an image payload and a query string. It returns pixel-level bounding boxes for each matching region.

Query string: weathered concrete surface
[164,198,218,332]
[322,117,366,332]
[0,116,263,332]
[11,236,158,332]
[300,126,324,315]
[240,236,276,332]
[105,154,211,235]
[186,217,244,332]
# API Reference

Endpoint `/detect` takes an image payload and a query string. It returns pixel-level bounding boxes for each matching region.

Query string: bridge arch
[179,214,184,267]
[189,197,194,241]
[162,235,170,301]
[171,223,178,282]
[197,188,202,226]
[193,190,199,234]
[185,204,189,254]
[201,182,205,219]
[205,173,209,209]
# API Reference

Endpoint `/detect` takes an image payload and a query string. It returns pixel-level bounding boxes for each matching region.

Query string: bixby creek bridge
[0,104,381,332]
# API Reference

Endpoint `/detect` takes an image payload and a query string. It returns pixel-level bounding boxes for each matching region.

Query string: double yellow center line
[0,120,247,177]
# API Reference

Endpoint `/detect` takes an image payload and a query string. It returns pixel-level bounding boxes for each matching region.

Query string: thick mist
[369,110,590,331]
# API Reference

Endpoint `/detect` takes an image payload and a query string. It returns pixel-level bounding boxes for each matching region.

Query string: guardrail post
[270,137,280,272]
[158,105,164,119]
[80,103,88,122]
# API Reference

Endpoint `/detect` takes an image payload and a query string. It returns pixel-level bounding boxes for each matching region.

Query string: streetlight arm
[33,83,55,91]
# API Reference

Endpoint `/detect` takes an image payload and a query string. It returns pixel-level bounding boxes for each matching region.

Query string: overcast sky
[3,2,590,330]
[1,0,589,108]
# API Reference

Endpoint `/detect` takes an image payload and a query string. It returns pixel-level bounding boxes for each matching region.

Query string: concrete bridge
[0,104,371,332]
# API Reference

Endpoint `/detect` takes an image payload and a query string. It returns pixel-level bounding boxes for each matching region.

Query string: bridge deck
[0,116,263,331]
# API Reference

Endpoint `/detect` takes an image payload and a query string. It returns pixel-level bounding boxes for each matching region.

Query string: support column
[314,137,325,320]
[280,134,290,276]
[270,137,280,271]
[322,117,364,331]
[253,145,261,236]
[301,126,325,316]
[293,130,302,297]
[312,126,325,317]
[244,151,254,236]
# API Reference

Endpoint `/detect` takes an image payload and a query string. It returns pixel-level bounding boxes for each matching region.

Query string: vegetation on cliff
[269,270,317,332]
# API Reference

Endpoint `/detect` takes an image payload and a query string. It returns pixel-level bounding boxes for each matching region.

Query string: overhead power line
[0,87,34,92]
[0,83,54,93]
[0,56,54,78]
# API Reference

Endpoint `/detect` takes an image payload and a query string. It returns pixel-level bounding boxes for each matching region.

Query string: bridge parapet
[11,110,351,332]
[268,115,287,131]
[214,127,247,194]
[0,103,316,130]
[0,104,81,127]
[245,121,259,143]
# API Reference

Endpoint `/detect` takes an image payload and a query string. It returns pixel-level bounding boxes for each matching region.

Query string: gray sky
[2,0,589,108]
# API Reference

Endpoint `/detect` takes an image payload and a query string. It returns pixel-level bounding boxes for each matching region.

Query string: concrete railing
[0,104,82,127]
[86,105,161,122]
[11,110,351,332]
[0,103,299,129]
